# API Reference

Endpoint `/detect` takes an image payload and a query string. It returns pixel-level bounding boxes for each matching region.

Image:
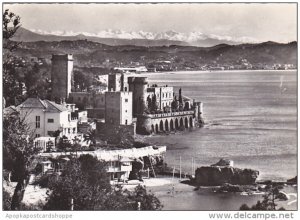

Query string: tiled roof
[19,98,68,112]
[18,98,46,109]
[42,100,68,112]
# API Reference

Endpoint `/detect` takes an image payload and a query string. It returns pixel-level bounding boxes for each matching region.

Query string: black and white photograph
[1,1,298,217]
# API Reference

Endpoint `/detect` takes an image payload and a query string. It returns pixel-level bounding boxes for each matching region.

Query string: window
[48,118,54,123]
[47,131,54,136]
[113,173,118,179]
[35,134,40,138]
[125,110,127,113]
[73,128,76,133]
[125,98,128,102]
[36,116,40,128]
[68,128,71,134]
[125,120,128,125]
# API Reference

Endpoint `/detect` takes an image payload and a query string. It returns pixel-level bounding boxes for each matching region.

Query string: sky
[4,3,297,43]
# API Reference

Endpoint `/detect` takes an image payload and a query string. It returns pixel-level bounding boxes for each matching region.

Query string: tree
[51,129,61,145]
[171,96,178,111]
[56,136,72,153]
[178,88,183,105]
[46,140,55,153]
[73,70,92,92]
[147,95,152,111]
[3,9,24,106]
[3,111,41,210]
[239,203,250,210]
[44,155,111,210]
[3,189,12,210]
[4,9,52,105]
[184,101,190,110]
[24,62,51,99]
[3,9,21,49]
[240,183,285,211]
[151,94,158,112]
[84,129,97,147]
[128,185,163,210]
[44,155,163,210]
[72,136,82,157]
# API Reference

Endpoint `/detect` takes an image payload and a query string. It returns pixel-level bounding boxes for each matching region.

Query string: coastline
[138,69,296,76]
[10,175,297,211]
[123,176,297,211]
[138,69,296,184]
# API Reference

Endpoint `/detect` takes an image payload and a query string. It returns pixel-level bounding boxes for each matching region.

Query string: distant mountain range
[13,27,259,47]
[13,36,297,70]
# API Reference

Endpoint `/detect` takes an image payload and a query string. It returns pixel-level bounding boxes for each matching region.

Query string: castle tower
[108,73,122,92]
[128,77,148,116]
[108,73,130,92]
[105,91,133,125]
[51,54,74,102]
[194,101,204,125]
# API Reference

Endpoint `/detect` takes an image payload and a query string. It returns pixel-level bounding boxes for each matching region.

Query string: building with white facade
[19,98,78,139]
[40,145,166,182]
[113,66,148,73]
[147,85,174,111]
[105,91,133,125]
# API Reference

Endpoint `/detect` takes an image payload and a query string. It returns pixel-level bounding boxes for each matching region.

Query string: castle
[50,54,204,136]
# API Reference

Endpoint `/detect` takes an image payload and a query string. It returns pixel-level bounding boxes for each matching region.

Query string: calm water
[153,184,297,210]
[141,70,297,181]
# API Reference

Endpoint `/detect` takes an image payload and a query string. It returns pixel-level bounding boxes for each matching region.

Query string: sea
[140,70,297,182]
[139,70,297,210]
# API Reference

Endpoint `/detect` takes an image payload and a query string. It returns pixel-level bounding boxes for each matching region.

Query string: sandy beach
[4,175,297,211]
[116,176,297,211]
[145,178,298,211]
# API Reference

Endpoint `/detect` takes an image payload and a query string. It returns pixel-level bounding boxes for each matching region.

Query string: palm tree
[84,129,97,147]
[51,129,61,146]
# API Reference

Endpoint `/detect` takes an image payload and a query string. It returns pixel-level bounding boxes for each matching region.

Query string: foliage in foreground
[240,184,285,211]
[3,110,41,210]
[3,189,12,210]
[44,154,162,210]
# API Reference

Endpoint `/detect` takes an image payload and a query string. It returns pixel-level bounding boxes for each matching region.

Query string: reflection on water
[142,70,297,181]
[156,185,297,211]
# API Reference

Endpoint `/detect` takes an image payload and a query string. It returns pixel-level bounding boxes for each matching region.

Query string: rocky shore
[157,159,297,197]
[195,166,259,186]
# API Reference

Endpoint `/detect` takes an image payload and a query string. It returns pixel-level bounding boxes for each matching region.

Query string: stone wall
[51,54,73,101]
[136,111,196,135]
[86,108,105,119]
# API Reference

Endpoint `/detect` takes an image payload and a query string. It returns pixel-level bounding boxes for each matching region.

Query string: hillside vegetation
[14,39,297,71]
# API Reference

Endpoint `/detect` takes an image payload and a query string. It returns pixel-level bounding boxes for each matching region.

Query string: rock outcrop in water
[287,176,297,185]
[195,160,259,186]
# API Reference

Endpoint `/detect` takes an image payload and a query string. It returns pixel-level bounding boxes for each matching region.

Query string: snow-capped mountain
[31,28,258,44]
[16,27,259,47]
